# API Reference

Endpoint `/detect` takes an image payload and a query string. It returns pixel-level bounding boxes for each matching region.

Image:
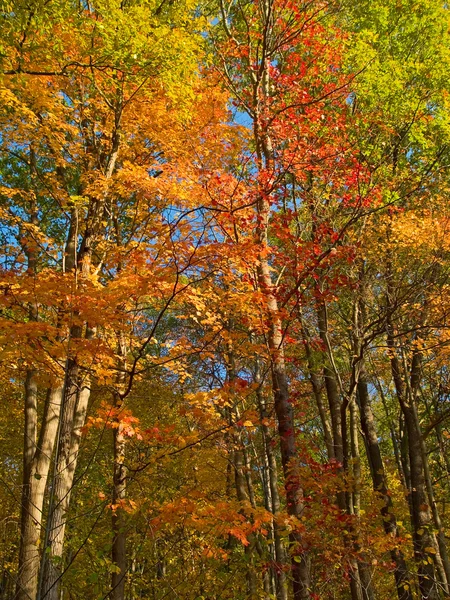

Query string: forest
[1,0,450,599]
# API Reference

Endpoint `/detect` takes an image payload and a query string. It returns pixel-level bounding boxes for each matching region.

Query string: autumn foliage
[0,1,450,599]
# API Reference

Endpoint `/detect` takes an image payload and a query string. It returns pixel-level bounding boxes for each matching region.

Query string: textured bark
[18,369,38,597]
[111,422,127,600]
[256,247,310,599]
[111,335,128,600]
[15,385,62,600]
[253,89,310,600]
[41,364,91,600]
[388,342,440,600]
[357,376,413,600]
[40,120,119,600]
[16,203,64,600]
[258,386,288,600]
[413,403,450,596]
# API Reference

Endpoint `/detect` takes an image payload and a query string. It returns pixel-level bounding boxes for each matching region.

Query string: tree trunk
[317,303,367,600]
[259,395,289,600]
[302,331,334,460]
[40,120,119,600]
[111,421,128,600]
[350,399,375,600]
[388,343,440,600]
[40,362,91,600]
[16,382,64,600]
[111,334,128,600]
[317,304,343,465]
[412,400,450,596]
[357,375,413,600]
[256,251,310,599]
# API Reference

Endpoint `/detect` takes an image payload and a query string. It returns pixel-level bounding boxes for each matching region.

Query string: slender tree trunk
[256,252,310,599]
[234,441,258,597]
[317,298,375,600]
[40,121,119,600]
[317,302,364,600]
[244,441,272,598]
[253,129,310,596]
[111,421,127,600]
[412,401,450,595]
[256,370,289,600]
[263,425,289,600]
[357,375,413,600]
[302,331,334,460]
[16,196,65,600]
[403,404,440,600]
[317,304,343,465]
[226,345,258,597]
[388,341,440,600]
[16,381,64,600]
[350,399,374,600]
[350,399,361,515]
[111,337,128,600]
[41,361,91,600]
[248,3,310,590]
[340,398,366,600]
[17,369,38,598]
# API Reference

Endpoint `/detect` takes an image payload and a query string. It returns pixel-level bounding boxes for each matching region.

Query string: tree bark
[302,330,334,460]
[388,341,440,600]
[255,247,310,599]
[40,363,91,600]
[16,383,63,600]
[357,375,413,600]
[412,397,450,596]
[111,421,128,600]
[40,113,119,600]
[257,384,289,600]
[317,304,343,465]
[253,69,311,600]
